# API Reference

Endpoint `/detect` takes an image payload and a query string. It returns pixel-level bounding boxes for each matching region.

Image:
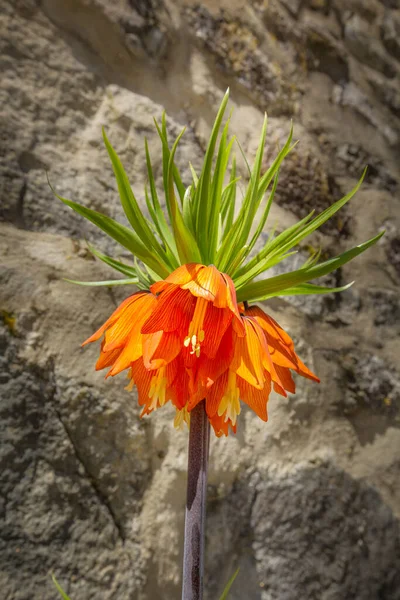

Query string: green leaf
[236,211,315,279]
[263,168,367,263]
[102,129,172,269]
[255,281,354,301]
[166,129,202,264]
[144,139,179,265]
[218,121,293,273]
[232,113,268,251]
[220,163,238,225]
[64,277,139,287]
[219,569,239,600]
[237,231,384,302]
[158,112,186,204]
[52,574,72,600]
[50,179,170,279]
[87,243,138,278]
[195,90,230,258]
[209,131,236,262]
[182,185,195,234]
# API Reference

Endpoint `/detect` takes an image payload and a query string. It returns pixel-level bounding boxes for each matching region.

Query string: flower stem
[182,400,210,600]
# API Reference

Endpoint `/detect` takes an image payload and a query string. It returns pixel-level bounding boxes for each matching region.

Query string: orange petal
[82,293,146,346]
[103,293,157,352]
[246,306,294,350]
[152,264,203,290]
[201,370,229,417]
[274,365,296,394]
[143,331,181,369]
[95,343,123,372]
[230,318,266,389]
[237,375,270,421]
[181,265,223,301]
[141,286,194,334]
[195,325,235,389]
[209,412,237,437]
[201,304,233,359]
[215,273,245,336]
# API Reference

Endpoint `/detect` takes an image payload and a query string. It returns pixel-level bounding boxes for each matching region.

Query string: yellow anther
[217,371,241,425]
[148,367,167,411]
[184,298,208,358]
[174,406,191,430]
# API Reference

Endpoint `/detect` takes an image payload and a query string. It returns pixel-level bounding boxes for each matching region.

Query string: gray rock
[381,9,400,60]
[252,463,400,600]
[305,26,349,82]
[344,14,397,78]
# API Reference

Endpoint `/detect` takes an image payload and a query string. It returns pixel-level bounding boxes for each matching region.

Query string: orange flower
[189,305,319,436]
[83,264,319,436]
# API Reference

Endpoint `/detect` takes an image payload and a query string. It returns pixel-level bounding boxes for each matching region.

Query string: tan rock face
[1,1,400,599]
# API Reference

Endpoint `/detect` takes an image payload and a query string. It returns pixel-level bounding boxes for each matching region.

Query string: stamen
[184,298,208,357]
[124,369,135,391]
[148,367,167,412]
[217,371,241,425]
[174,406,191,430]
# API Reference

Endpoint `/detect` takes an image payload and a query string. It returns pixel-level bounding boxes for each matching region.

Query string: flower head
[57,90,383,436]
[83,263,319,435]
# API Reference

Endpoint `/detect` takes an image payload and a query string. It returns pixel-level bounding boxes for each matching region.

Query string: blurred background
[1,1,400,598]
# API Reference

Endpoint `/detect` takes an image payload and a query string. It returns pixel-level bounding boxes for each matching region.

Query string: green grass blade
[219,569,240,600]
[52,574,72,600]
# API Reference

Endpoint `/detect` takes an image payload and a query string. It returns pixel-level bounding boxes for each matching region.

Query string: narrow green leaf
[144,140,179,266]
[52,574,72,600]
[183,185,195,233]
[102,129,170,266]
[64,277,139,287]
[159,112,186,203]
[264,168,367,262]
[219,569,240,600]
[134,258,153,287]
[237,169,279,270]
[254,281,354,301]
[167,129,202,263]
[218,120,292,272]
[234,250,297,288]
[236,211,315,278]
[87,243,138,278]
[237,231,384,302]
[220,161,239,238]
[233,113,268,250]
[195,90,230,257]
[189,162,199,188]
[50,180,170,279]
[209,131,235,262]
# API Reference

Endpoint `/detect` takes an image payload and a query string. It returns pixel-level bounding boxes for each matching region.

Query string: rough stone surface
[1,1,400,599]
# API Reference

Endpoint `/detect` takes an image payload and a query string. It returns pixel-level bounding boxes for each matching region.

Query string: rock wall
[1,1,400,599]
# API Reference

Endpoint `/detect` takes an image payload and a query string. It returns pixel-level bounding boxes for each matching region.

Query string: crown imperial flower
[55,89,383,436]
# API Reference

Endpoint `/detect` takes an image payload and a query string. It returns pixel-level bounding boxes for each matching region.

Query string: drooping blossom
[83,264,319,436]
